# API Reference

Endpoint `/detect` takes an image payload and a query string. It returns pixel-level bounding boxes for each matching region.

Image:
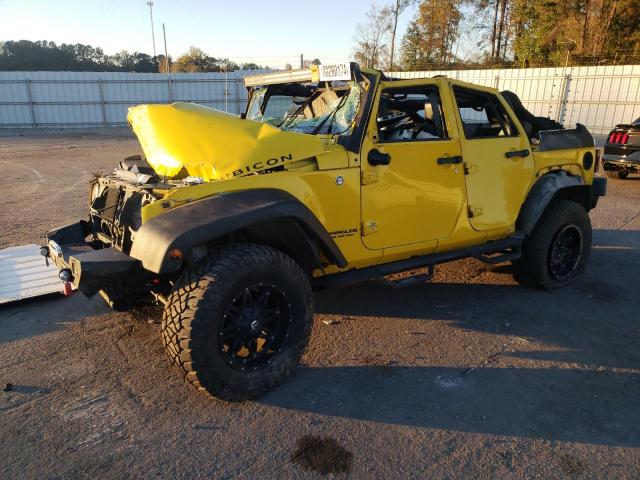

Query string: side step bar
[378,265,435,288]
[314,233,524,290]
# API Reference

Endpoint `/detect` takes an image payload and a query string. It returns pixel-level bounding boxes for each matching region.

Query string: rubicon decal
[232,153,294,177]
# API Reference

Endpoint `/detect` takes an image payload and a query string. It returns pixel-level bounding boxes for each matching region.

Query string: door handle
[368,149,391,166]
[505,149,530,158]
[437,155,463,165]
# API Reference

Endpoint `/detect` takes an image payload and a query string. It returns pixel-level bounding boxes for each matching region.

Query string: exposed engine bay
[89,156,170,252]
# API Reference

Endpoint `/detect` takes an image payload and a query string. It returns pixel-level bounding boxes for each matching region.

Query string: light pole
[147,1,157,58]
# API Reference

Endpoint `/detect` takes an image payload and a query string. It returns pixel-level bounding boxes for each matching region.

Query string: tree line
[354,0,639,71]
[0,41,264,72]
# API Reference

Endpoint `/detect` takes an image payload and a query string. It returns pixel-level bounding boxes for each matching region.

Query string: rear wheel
[514,200,592,290]
[161,244,313,401]
[606,170,629,179]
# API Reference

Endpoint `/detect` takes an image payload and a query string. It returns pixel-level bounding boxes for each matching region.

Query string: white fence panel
[0,70,265,128]
[561,65,640,133]
[0,66,638,133]
[389,65,640,134]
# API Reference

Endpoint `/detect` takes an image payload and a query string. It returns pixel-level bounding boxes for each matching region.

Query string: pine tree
[399,0,463,69]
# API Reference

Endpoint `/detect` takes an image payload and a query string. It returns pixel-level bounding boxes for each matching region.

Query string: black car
[603,117,640,179]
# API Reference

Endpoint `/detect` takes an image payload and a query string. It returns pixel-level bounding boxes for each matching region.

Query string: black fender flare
[516,171,591,236]
[129,189,347,274]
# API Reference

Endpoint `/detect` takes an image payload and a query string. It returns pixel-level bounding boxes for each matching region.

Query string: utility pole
[300,53,303,69]
[147,1,157,58]
[162,23,169,72]
[224,61,229,112]
[163,23,171,102]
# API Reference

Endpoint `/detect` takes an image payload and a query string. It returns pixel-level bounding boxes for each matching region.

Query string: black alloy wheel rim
[549,224,583,281]
[219,284,292,370]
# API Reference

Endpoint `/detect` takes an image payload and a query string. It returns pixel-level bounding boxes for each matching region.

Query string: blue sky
[0,0,417,68]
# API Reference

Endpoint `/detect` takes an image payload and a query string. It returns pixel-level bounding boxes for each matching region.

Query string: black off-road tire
[161,244,313,401]
[606,170,629,179]
[514,199,592,290]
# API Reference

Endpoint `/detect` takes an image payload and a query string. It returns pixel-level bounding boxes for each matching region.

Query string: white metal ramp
[0,244,63,304]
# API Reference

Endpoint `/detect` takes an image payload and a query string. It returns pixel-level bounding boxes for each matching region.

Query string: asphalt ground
[0,130,638,479]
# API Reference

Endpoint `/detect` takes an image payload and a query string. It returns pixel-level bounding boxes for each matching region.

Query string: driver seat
[423,94,443,137]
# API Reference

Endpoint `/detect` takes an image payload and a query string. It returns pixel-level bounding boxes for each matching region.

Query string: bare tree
[389,0,417,70]
[467,0,511,62]
[490,0,499,58]
[495,0,509,59]
[302,58,322,68]
[353,4,393,69]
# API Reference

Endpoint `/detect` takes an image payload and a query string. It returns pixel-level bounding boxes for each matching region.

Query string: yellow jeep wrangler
[44,63,606,400]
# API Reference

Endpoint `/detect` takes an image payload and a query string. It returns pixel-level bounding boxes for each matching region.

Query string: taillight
[609,131,629,144]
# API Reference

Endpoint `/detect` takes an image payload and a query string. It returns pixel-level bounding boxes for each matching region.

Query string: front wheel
[161,244,313,401]
[514,200,592,290]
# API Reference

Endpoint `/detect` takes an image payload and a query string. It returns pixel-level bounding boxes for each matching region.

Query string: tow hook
[58,268,73,296]
[39,245,49,266]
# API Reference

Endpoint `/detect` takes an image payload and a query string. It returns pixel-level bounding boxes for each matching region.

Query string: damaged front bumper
[44,221,145,308]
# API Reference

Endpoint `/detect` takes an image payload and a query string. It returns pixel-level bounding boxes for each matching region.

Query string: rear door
[451,85,534,231]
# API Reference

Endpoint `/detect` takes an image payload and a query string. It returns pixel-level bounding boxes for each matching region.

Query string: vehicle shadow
[260,228,640,447]
[262,364,639,447]
[0,293,110,345]
[313,229,639,370]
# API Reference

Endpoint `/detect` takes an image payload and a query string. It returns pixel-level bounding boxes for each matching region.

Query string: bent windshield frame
[245,79,365,136]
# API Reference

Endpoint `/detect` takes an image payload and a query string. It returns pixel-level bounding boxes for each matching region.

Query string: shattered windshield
[246,81,362,136]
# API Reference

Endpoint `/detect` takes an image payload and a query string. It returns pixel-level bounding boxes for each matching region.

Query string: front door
[360,80,466,250]
[451,85,535,231]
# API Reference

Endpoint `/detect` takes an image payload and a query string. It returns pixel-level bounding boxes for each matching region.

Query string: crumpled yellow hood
[127,102,328,181]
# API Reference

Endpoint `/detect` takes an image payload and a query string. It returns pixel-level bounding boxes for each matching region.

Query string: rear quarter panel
[532,146,595,184]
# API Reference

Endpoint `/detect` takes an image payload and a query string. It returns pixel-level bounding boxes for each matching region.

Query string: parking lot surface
[1,130,639,479]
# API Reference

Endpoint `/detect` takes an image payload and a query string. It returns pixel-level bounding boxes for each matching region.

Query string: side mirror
[368,149,391,166]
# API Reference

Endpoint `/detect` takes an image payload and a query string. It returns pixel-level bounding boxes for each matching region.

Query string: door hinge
[361,171,380,185]
[361,220,379,235]
[468,206,484,218]
[464,163,479,175]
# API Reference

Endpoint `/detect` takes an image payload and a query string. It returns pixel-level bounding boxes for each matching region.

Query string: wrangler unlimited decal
[232,153,294,176]
[329,228,358,239]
